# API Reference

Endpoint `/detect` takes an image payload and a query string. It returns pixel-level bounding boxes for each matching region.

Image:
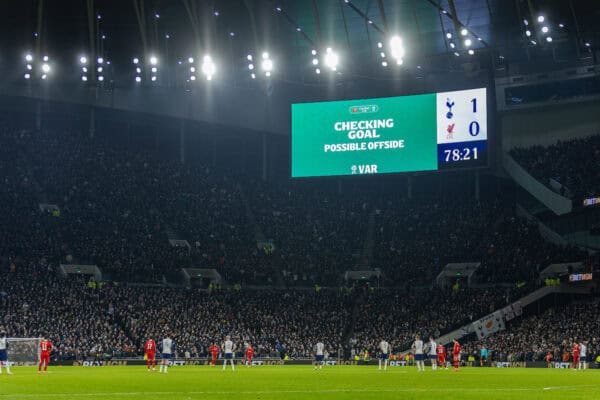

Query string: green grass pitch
[1,365,599,400]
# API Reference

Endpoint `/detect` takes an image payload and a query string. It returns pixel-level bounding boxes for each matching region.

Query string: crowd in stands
[511,134,600,200]
[462,298,600,363]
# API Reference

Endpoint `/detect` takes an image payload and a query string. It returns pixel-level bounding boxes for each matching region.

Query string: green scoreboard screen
[291,88,488,177]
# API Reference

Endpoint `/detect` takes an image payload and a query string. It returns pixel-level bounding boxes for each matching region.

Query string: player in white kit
[159,334,174,373]
[222,335,236,371]
[579,341,588,370]
[0,331,12,375]
[314,342,325,370]
[427,337,438,371]
[378,340,391,371]
[412,335,425,372]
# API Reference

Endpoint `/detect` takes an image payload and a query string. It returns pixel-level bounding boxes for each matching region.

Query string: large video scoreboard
[291,88,488,177]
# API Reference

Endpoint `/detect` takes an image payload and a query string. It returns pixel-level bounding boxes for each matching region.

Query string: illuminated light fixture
[380,52,386,58]
[526,30,532,37]
[559,23,565,28]
[315,68,321,74]
[296,27,302,32]
[324,47,339,71]
[523,19,529,26]
[26,64,32,70]
[24,73,31,79]
[80,56,87,64]
[464,39,472,47]
[98,76,104,81]
[311,49,317,55]
[381,61,388,67]
[276,6,282,12]
[250,73,256,79]
[377,42,383,48]
[151,76,157,82]
[97,57,104,64]
[97,67,103,73]
[82,67,88,72]
[450,42,456,49]
[41,74,47,80]
[41,63,50,73]
[541,26,549,34]
[460,28,468,36]
[454,52,460,57]
[468,49,474,55]
[135,76,142,82]
[190,66,196,73]
[25,54,33,62]
[151,67,157,73]
[81,76,87,81]
[150,56,158,65]
[389,35,405,65]
[537,15,544,23]
[585,42,591,47]
[531,40,537,45]
[190,75,196,81]
[136,67,141,73]
[201,55,216,80]
[43,55,49,62]
[133,57,139,64]
[546,36,553,42]
[247,54,253,61]
[248,63,254,70]
[312,59,318,66]
[446,32,452,39]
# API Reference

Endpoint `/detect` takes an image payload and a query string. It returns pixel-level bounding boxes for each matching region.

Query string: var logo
[351,165,378,174]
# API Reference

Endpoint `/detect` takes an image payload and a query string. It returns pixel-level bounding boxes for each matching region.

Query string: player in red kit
[38,338,53,374]
[245,344,255,367]
[144,338,157,371]
[452,339,461,372]
[437,344,447,370]
[572,342,580,370]
[209,343,220,366]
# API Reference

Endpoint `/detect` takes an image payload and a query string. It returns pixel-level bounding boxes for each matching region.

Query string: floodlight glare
[135,76,142,82]
[526,30,532,37]
[389,36,405,62]
[247,54,253,61]
[324,47,339,71]
[537,15,544,23]
[262,58,273,72]
[315,68,321,74]
[311,49,317,55]
[25,54,33,62]
[150,56,158,65]
[446,32,452,39]
[24,73,31,79]
[464,39,472,47]
[82,67,88,72]
[190,66,196,73]
[382,61,388,67]
[41,74,47,79]
[546,36,553,42]
[151,67,157,73]
[312,59,319,66]
[251,73,256,79]
[248,64,254,70]
[136,67,141,73]
[133,58,139,64]
[201,55,216,80]
[460,28,468,36]
[26,64,32,70]
[188,57,194,63]
[97,57,104,64]
[151,76,157,81]
[98,76,104,81]
[468,49,475,55]
[81,76,87,81]
[262,52,269,60]
[41,63,50,73]
[190,75,196,81]
[97,67,103,73]
[541,26,549,33]
[43,55,49,62]
[80,56,87,64]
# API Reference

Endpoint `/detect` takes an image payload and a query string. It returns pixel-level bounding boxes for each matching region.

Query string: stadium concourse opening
[1,0,600,398]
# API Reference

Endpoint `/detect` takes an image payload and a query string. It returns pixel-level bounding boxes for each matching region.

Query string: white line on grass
[2,386,599,398]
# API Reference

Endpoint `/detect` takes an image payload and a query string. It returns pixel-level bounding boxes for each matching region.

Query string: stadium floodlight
[251,73,256,79]
[261,52,273,77]
[190,75,196,81]
[41,74,47,79]
[80,56,87,64]
[190,66,196,73]
[311,49,317,55]
[81,76,87,81]
[43,55,49,62]
[98,76,104,81]
[381,61,388,67]
[460,28,468,36]
[377,42,383,49]
[150,56,158,65]
[446,32,452,39]
[136,67,141,74]
[25,54,33,62]
[546,36,553,42]
[468,49,475,55]
[541,26,549,34]
[312,59,318,66]
[133,57,139,64]
[389,36,405,65]
[315,68,321,74]
[523,19,529,26]
[82,67,88,73]
[324,47,339,71]
[151,67,157,73]
[380,52,386,58]
[525,30,532,37]
[201,55,216,80]
[537,15,545,23]
[97,57,104,64]
[248,64,254,70]
[97,67,103,73]
[135,76,142,82]
[41,63,50,73]
[151,76,157,81]
[450,42,456,49]
[247,54,253,61]
[454,52,460,57]
[559,23,565,28]
[188,57,194,64]
[26,64,32,70]
[24,73,31,79]
[464,39,472,47]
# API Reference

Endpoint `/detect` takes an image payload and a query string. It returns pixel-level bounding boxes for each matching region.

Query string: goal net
[7,338,41,363]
